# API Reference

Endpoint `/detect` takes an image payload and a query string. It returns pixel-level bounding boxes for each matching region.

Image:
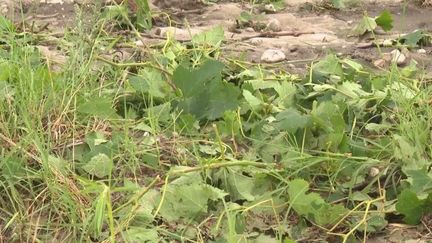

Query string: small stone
[391,49,406,65]
[261,49,286,63]
[356,42,374,49]
[382,39,393,47]
[373,59,387,68]
[347,20,353,25]
[264,4,276,13]
[266,18,281,32]
[245,27,255,32]
[417,48,427,54]
[401,47,410,57]
[368,167,380,177]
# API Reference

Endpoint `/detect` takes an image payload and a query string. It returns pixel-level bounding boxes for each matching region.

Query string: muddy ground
[1,0,432,242]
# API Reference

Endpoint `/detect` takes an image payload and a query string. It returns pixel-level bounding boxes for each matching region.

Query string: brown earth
[3,0,431,75]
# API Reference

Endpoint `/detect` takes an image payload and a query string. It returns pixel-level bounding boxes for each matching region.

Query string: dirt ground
[1,0,432,242]
[2,0,431,75]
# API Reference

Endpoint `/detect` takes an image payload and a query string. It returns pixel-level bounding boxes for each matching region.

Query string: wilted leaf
[353,16,377,36]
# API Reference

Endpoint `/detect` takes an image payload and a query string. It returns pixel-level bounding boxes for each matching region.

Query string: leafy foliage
[353,10,394,35]
[173,60,241,120]
[287,179,347,226]
[1,6,432,243]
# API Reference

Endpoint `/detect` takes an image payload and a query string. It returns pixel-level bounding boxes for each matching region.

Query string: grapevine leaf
[375,10,393,31]
[82,153,113,178]
[353,16,377,36]
[173,60,240,120]
[396,189,425,225]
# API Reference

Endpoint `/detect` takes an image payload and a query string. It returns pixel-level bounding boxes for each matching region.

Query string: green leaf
[399,30,426,47]
[134,189,160,223]
[78,97,119,119]
[216,111,241,138]
[274,81,297,108]
[159,174,227,221]
[48,155,70,175]
[82,153,113,178]
[243,89,263,111]
[353,15,377,36]
[396,189,425,225]
[287,179,347,226]
[129,68,170,98]
[174,60,224,98]
[312,54,343,81]
[404,169,432,197]
[311,101,345,150]
[192,26,224,47]
[85,132,109,150]
[274,108,309,133]
[375,10,393,31]
[214,168,256,202]
[173,60,240,120]
[123,227,159,242]
[342,58,364,73]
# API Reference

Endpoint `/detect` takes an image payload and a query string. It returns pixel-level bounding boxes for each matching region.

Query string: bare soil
[4,0,431,75]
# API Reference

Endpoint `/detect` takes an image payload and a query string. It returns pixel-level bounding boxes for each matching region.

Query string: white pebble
[390,49,406,66]
[368,167,380,177]
[382,39,393,47]
[417,49,427,54]
[261,49,286,63]
[266,18,281,32]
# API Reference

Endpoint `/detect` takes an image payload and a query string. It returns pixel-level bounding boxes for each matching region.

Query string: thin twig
[168,161,275,176]
[235,30,316,41]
